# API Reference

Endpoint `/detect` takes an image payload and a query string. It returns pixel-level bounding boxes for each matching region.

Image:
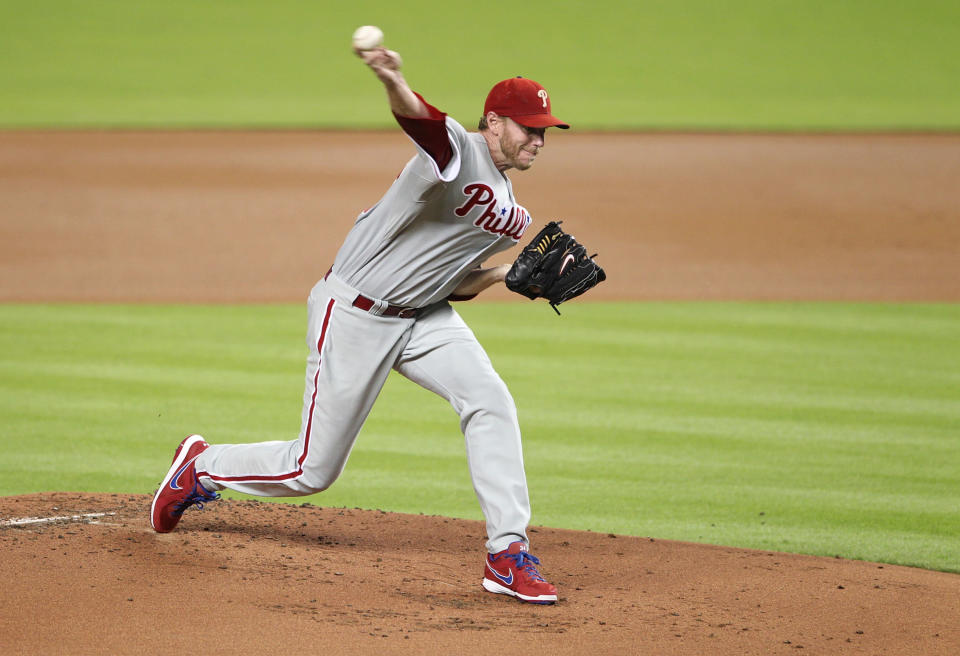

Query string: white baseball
[352,25,384,51]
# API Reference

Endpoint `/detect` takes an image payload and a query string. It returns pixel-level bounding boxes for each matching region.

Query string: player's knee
[459,387,519,432]
[297,464,343,493]
[298,478,334,495]
[470,373,514,406]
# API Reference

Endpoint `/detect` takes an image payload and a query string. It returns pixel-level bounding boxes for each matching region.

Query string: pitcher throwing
[151,45,582,604]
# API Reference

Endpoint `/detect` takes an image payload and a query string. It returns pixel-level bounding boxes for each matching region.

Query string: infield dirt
[1,132,958,654]
[2,131,959,302]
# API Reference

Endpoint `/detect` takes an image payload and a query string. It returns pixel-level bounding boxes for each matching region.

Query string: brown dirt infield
[2,493,958,655]
[2,131,958,302]
[1,132,959,654]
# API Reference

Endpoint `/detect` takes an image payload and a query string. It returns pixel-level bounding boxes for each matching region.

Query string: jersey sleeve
[393,92,465,182]
[446,292,479,302]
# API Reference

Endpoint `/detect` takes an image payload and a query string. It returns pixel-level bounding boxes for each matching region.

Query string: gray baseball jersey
[334,117,531,307]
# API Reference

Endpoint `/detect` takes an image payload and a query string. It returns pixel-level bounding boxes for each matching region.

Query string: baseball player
[151,46,568,604]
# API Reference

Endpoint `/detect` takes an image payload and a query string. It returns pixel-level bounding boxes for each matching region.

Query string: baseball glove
[505,221,606,314]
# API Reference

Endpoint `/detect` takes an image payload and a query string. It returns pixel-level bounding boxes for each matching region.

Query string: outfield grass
[1,302,957,572]
[1,1,959,129]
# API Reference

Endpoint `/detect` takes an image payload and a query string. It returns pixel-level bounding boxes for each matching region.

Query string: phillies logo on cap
[484,77,570,129]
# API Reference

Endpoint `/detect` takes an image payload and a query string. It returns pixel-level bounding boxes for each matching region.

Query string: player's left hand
[505,221,606,314]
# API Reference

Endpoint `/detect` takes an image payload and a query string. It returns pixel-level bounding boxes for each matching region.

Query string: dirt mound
[2,493,956,654]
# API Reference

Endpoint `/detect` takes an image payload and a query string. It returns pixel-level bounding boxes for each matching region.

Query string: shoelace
[503,551,547,583]
[172,481,220,517]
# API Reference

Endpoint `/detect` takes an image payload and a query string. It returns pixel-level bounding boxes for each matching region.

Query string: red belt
[326,268,419,319]
[352,294,420,319]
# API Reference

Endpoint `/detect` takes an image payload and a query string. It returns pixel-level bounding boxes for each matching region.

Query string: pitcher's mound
[1,492,956,655]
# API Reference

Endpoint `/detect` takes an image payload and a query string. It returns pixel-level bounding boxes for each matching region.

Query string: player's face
[500,118,546,171]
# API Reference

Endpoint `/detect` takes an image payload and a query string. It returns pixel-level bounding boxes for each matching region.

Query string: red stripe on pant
[200,297,337,484]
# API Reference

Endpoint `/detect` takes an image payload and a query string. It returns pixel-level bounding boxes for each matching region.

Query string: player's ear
[485,112,503,136]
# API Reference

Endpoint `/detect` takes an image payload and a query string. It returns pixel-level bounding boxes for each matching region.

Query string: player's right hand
[357,47,403,83]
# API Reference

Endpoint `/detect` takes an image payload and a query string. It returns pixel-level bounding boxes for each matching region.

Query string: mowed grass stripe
[0,302,957,571]
[2,1,958,129]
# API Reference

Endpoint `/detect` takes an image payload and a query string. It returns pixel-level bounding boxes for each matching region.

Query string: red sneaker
[482,541,558,604]
[150,435,219,533]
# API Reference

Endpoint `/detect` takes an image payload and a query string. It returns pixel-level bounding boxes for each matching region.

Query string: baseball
[352,25,384,51]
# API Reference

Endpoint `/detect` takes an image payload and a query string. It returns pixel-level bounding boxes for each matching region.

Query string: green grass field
[1,302,957,572]
[1,0,959,129]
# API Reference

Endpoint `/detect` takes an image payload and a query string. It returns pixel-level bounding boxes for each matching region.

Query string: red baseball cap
[484,77,570,129]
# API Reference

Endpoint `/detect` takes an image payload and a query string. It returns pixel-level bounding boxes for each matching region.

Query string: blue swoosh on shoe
[488,563,514,586]
[169,455,199,491]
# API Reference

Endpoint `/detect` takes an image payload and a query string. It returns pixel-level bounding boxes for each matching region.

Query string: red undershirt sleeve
[393,92,454,173]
